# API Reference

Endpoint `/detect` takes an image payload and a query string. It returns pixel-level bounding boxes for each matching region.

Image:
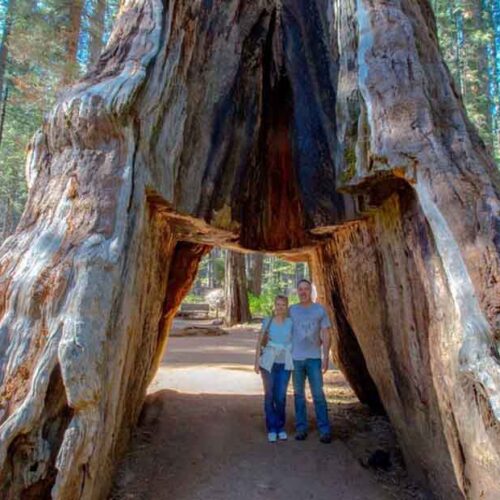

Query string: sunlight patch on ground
[148,365,263,395]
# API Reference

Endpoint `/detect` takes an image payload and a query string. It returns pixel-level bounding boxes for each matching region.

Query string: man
[289,279,332,443]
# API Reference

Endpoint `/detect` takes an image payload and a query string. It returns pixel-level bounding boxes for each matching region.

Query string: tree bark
[0,1,499,499]
[224,250,251,326]
[333,1,500,496]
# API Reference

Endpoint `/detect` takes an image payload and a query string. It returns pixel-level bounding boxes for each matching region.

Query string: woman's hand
[322,356,329,374]
[254,359,260,374]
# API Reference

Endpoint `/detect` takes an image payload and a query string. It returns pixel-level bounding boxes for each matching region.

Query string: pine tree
[434,0,500,161]
[0,0,120,243]
[88,0,106,66]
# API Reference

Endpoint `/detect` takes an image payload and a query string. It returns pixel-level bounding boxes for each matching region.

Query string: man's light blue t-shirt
[289,303,331,360]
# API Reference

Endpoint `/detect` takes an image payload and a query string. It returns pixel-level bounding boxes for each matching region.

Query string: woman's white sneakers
[268,432,278,443]
[278,431,288,441]
[268,431,288,442]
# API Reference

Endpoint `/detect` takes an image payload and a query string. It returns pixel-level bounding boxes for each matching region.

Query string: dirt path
[111,322,425,500]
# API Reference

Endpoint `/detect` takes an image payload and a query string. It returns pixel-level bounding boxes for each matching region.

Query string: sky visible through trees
[0,1,498,241]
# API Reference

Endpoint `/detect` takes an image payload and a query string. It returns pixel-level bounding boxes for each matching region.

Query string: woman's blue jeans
[260,363,291,433]
[292,358,331,435]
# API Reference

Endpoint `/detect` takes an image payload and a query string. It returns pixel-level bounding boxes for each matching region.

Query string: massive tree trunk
[0,0,499,499]
[326,1,500,497]
[224,250,251,326]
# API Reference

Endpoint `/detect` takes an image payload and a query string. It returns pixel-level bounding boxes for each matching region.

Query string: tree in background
[224,250,251,326]
[0,0,14,124]
[185,249,310,320]
[88,0,107,66]
[0,0,120,242]
[246,253,263,295]
[62,0,84,84]
[433,0,500,160]
[188,247,224,292]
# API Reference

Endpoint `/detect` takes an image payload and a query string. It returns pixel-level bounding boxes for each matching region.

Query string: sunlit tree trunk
[224,250,251,326]
[246,253,263,296]
[62,0,84,84]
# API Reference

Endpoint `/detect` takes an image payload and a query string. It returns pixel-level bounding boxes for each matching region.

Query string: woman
[253,295,294,442]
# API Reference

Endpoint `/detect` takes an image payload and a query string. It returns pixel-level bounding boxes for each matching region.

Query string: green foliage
[340,146,356,183]
[183,293,206,304]
[212,257,225,284]
[0,0,120,241]
[248,291,275,317]
[433,0,500,162]
[246,257,304,316]
[187,248,308,319]
[248,289,300,317]
[195,251,225,288]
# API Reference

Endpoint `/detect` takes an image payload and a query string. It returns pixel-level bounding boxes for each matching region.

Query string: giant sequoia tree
[0,0,499,499]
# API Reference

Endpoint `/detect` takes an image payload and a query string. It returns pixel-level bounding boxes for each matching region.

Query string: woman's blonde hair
[272,295,289,317]
[275,294,288,304]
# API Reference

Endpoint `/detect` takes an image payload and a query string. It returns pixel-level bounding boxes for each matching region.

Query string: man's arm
[320,327,332,373]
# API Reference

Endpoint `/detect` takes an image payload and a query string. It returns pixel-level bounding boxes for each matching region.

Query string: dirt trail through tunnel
[111,321,424,500]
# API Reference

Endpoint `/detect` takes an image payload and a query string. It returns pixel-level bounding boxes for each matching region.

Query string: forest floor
[110,320,428,500]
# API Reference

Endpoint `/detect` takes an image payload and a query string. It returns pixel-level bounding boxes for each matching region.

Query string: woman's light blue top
[262,317,293,364]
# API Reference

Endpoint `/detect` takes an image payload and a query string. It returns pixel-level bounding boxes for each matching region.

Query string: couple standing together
[253,279,332,444]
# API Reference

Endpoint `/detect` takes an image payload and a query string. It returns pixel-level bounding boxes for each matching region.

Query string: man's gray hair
[297,278,312,287]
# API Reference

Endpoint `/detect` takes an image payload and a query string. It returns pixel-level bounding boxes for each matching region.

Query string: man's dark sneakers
[319,433,332,444]
[295,431,308,441]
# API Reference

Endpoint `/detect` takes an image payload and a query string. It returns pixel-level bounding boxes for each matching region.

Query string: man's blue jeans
[260,363,291,433]
[293,358,331,435]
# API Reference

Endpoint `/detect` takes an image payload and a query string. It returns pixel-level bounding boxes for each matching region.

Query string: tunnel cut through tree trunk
[1,0,500,498]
